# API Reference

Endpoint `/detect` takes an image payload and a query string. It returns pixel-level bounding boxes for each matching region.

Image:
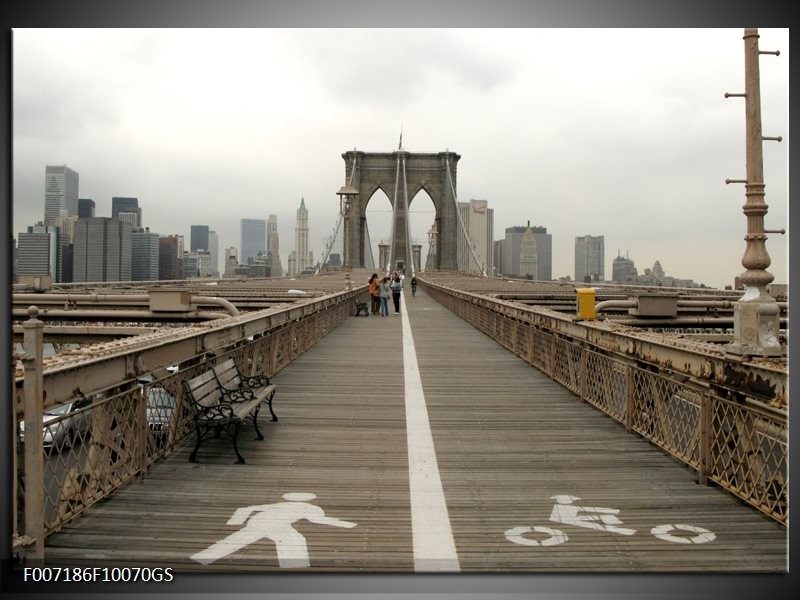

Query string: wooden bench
[212,358,278,423]
[181,358,277,464]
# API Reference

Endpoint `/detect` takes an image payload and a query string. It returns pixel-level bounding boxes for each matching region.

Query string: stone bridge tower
[341,149,460,273]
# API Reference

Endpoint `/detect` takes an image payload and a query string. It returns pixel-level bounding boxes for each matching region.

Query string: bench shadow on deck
[42,288,787,573]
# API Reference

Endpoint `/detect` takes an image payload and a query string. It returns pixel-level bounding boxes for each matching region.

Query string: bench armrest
[197,401,236,422]
[241,374,271,387]
[220,387,256,403]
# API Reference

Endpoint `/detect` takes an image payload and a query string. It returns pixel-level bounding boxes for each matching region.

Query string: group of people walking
[368,270,417,316]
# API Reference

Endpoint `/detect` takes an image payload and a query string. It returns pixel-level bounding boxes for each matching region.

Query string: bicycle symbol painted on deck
[504,495,716,547]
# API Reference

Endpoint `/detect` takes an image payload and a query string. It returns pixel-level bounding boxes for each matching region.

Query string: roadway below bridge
[41,286,787,573]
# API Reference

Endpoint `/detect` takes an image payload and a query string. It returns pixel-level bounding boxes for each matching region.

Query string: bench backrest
[212,358,243,389]
[183,369,224,409]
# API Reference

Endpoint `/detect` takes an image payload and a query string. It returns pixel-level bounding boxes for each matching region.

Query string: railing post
[21,306,45,562]
[138,382,149,479]
[699,393,711,486]
[625,365,635,432]
[579,346,588,400]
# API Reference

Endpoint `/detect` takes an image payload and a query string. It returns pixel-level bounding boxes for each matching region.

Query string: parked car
[140,377,177,450]
[19,397,93,451]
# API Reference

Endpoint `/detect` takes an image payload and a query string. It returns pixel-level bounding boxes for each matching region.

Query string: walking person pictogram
[190,492,357,568]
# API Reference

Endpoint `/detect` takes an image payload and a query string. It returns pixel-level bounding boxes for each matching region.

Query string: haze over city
[12,28,789,289]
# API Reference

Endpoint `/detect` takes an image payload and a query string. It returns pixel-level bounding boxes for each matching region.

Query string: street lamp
[337,184,359,287]
[426,224,438,272]
[724,28,783,357]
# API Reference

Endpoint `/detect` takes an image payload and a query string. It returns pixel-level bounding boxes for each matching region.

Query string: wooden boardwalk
[43,288,787,572]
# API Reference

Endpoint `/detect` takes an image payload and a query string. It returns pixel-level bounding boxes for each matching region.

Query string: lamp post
[337,184,359,289]
[725,28,783,357]
[426,224,438,272]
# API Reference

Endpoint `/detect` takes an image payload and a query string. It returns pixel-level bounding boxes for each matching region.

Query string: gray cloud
[11,28,789,289]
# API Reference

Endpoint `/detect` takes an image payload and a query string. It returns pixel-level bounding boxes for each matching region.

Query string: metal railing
[14,288,368,560]
[422,278,788,525]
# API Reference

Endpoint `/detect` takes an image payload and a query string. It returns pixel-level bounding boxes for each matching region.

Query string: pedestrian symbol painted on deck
[190,492,357,567]
[505,494,715,547]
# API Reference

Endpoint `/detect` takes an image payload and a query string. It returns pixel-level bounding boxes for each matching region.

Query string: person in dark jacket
[390,275,402,314]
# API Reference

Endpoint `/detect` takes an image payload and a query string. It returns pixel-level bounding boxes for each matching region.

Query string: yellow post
[575,288,596,320]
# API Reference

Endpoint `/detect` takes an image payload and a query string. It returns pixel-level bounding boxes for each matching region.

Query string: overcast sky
[12,28,789,289]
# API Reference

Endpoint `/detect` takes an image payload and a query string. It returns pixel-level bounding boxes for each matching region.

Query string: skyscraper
[293,198,312,275]
[17,223,60,280]
[73,217,132,282]
[78,198,95,219]
[575,235,605,283]
[112,197,141,227]
[612,252,638,282]
[267,214,283,277]
[44,165,79,225]
[456,199,494,275]
[190,225,210,252]
[131,227,160,281]
[55,215,79,282]
[501,223,552,279]
[159,236,183,280]
[519,226,538,279]
[241,218,266,264]
[208,229,219,277]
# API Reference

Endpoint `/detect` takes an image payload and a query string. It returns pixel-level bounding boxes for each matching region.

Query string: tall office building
[17,223,60,280]
[267,214,283,277]
[73,217,132,282]
[612,252,638,282]
[183,252,199,278]
[208,229,219,277]
[190,225,210,252]
[112,197,141,227]
[159,236,183,280]
[78,198,95,219]
[501,223,552,279]
[292,198,312,275]
[175,234,185,258]
[56,215,80,283]
[519,226,539,279]
[241,218,267,264]
[456,199,494,275]
[118,212,139,229]
[131,227,160,281]
[223,247,239,277]
[44,165,79,225]
[575,235,605,283]
[493,240,503,278]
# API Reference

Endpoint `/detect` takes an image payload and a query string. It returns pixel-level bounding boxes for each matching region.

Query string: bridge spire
[398,126,403,150]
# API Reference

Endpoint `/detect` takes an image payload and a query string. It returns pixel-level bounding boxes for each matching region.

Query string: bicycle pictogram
[505,495,716,547]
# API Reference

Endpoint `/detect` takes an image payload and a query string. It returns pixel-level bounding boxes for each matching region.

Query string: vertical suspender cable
[388,154,402,274]
[402,155,414,277]
[319,155,358,272]
[446,154,486,276]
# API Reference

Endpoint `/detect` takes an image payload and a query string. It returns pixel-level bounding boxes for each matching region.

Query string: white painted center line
[400,291,461,572]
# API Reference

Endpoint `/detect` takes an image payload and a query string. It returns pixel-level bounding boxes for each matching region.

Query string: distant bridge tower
[411,243,422,274]
[341,149,460,273]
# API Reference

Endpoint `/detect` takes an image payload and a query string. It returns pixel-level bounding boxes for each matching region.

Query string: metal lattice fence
[15,294,359,547]
[423,282,787,525]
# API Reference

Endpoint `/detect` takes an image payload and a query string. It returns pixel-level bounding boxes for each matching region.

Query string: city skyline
[12,28,789,289]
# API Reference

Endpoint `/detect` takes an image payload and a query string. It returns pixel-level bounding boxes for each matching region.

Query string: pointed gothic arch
[341,150,460,272]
